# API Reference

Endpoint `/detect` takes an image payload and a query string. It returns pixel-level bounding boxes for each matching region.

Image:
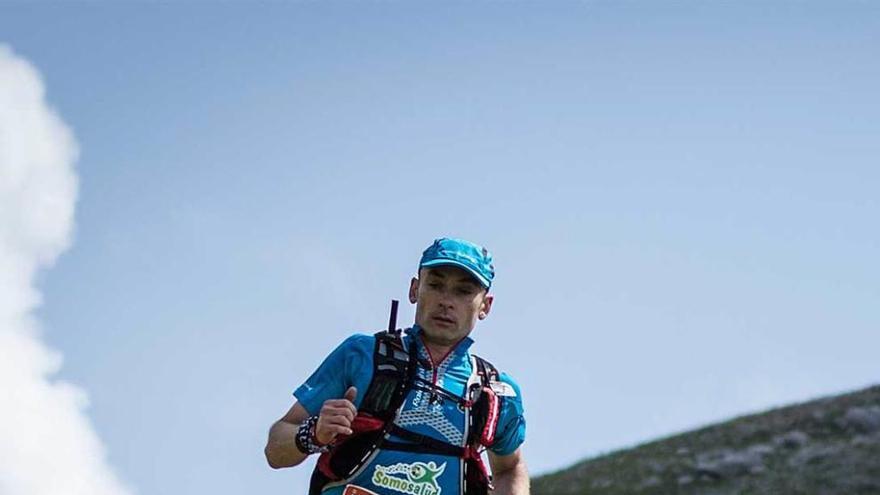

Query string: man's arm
[264,387,358,469]
[265,402,311,468]
[489,447,529,495]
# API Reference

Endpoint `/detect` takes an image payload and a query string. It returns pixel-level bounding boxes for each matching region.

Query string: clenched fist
[315,386,358,445]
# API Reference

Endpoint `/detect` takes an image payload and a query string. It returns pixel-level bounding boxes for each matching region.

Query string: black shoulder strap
[473,354,499,386]
[359,330,416,419]
[466,354,502,449]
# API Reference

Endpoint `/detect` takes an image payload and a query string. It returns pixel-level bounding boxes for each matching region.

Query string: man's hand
[265,386,359,469]
[315,386,358,445]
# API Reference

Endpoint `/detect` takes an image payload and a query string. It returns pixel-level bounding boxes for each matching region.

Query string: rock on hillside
[532,385,880,495]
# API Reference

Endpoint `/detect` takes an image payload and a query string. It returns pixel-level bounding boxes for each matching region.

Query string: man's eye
[456,288,475,295]
[428,283,442,289]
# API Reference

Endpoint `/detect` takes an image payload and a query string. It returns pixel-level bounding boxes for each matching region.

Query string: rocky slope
[532,385,880,494]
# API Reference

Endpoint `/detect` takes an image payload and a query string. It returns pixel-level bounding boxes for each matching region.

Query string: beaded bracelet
[295,415,330,455]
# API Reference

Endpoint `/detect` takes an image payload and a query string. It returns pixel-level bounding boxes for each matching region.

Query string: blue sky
[1,2,878,494]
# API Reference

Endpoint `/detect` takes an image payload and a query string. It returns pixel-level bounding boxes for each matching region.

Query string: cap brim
[420,259,491,288]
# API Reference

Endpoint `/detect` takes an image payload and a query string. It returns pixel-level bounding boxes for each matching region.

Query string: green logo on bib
[372,461,446,495]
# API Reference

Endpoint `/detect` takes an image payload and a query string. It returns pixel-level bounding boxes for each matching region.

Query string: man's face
[409,265,493,346]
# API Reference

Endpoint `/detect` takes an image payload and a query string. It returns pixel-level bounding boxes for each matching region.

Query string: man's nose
[437,290,455,308]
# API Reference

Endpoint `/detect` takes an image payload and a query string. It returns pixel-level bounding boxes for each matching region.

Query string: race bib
[343,485,380,495]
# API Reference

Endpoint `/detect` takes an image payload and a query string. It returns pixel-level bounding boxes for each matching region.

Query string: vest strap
[384,424,466,457]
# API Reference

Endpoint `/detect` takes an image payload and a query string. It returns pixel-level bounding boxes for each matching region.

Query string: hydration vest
[308,329,504,495]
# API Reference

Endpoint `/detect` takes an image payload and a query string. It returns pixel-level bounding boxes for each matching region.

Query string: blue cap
[419,238,495,289]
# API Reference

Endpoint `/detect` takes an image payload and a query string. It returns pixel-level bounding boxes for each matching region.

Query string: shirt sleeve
[293,334,374,416]
[489,371,526,456]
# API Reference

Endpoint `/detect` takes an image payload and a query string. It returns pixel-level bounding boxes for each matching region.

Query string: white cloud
[0,44,133,495]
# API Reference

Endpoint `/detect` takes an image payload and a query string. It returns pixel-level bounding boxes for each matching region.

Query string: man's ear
[409,277,419,304]
[478,293,494,320]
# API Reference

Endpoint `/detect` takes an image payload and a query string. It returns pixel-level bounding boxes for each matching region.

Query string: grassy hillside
[532,385,880,495]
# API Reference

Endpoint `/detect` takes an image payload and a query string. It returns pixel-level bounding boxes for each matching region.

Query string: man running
[265,238,529,495]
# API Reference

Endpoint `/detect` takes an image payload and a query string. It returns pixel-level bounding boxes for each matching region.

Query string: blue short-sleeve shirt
[294,327,526,494]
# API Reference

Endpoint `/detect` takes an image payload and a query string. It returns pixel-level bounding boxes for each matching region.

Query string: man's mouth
[431,315,456,326]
